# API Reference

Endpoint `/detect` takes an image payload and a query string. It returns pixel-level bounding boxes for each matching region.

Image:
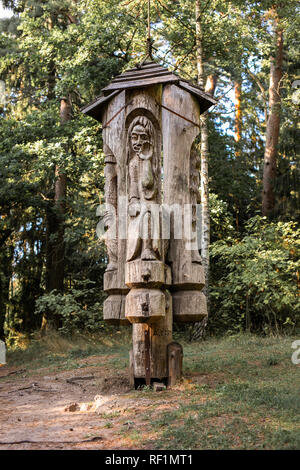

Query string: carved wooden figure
[82,61,216,388]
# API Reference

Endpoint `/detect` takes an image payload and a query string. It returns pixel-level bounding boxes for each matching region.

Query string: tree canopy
[0,0,299,342]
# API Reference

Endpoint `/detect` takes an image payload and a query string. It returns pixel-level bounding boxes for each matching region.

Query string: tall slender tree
[262,6,283,217]
[191,0,218,340]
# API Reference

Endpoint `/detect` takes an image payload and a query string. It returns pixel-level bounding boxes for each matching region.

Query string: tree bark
[195,0,204,89]
[42,97,71,331]
[47,97,70,292]
[0,245,13,340]
[234,80,242,156]
[191,0,217,341]
[262,12,283,217]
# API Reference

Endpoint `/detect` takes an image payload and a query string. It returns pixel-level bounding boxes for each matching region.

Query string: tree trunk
[0,246,13,340]
[234,80,242,156]
[195,0,204,88]
[42,7,76,332]
[191,0,217,341]
[47,98,70,292]
[42,97,71,331]
[262,12,283,217]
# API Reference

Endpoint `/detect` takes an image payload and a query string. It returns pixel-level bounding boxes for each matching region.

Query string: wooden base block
[103,294,130,325]
[171,262,205,290]
[125,260,168,288]
[104,269,129,293]
[153,382,167,392]
[125,288,165,323]
[172,290,207,323]
[167,342,183,387]
[129,349,135,389]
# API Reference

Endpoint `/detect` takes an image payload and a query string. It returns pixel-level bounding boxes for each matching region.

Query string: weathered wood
[172,291,207,323]
[144,326,151,385]
[82,61,216,120]
[131,290,172,381]
[101,91,130,326]
[131,323,146,379]
[103,91,127,295]
[178,80,217,112]
[162,84,207,286]
[125,259,166,288]
[127,62,165,71]
[112,70,172,83]
[153,382,166,391]
[80,90,120,118]
[102,75,179,92]
[129,349,134,389]
[82,63,216,388]
[171,263,205,290]
[149,290,172,379]
[103,270,128,293]
[124,85,168,331]
[103,295,128,325]
[167,342,183,387]
[120,66,170,76]
[125,288,165,323]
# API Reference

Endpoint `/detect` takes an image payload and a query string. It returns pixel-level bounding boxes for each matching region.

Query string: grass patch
[5,328,131,372]
[4,331,300,449]
[146,333,300,450]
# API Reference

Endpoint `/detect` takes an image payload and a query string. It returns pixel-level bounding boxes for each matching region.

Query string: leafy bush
[35,280,105,334]
[209,192,235,243]
[209,216,300,334]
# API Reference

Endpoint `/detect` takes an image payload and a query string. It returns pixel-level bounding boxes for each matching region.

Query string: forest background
[0,0,299,345]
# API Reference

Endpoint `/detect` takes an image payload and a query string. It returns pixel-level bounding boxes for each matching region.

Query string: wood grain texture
[100,82,210,381]
[125,259,166,288]
[162,84,207,323]
[172,290,207,323]
[102,75,179,92]
[167,342,183,386]
[125,288,165,323]
[102,91,130,325]
[103,294,128,325]
[124,85,168,328]
[131,290,172,379]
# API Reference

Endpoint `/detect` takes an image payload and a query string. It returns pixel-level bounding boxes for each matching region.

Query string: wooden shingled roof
[81,61,216,120]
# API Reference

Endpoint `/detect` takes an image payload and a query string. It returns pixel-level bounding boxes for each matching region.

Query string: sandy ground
[0,355,182,450]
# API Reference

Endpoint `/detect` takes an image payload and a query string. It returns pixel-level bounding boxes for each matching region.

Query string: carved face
[130,124,151,157]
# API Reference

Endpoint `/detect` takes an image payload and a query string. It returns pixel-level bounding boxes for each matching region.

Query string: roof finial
[136,0,154,68]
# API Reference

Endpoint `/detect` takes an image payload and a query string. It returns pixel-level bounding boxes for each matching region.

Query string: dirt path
[0,356,182,450]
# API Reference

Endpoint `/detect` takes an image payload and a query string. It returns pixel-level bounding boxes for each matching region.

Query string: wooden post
[168,342,183,387]
[124,85,173,387]
[81,61,216,389]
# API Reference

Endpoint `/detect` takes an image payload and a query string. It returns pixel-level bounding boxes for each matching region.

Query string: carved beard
[130,126,156,200]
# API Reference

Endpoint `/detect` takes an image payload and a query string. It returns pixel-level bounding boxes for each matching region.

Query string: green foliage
[144,333,300,449]
[210,216,300,333]
[35,280,105,334]
[209,192,235,242]
[0,0,299,338]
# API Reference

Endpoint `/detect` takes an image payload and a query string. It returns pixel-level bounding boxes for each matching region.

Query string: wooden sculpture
[82,61,216,388]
